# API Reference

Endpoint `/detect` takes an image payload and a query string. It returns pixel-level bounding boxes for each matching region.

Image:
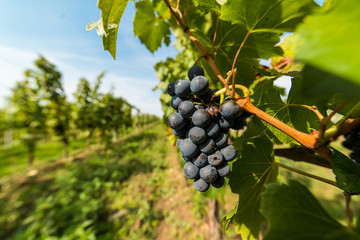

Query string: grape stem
[214,84,250,98]
[274,162,338,187]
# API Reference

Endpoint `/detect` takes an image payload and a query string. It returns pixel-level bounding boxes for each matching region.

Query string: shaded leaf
[134,0,171,53]
[262,181,359,240]
[295,0,360,88]
[331,149,360,194]
[229,137,278,238]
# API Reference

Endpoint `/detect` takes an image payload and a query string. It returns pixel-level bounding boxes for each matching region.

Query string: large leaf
[96,0,130,59]
[133,0,171,53]
[261,181,359,240]
[256,88,320,144]
[228,137,278,238]
[331,149,360,194]
[295,0,360,90]
[220,0,318,32]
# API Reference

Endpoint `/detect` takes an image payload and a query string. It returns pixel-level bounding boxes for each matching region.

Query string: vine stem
[163,0,332,160]
[344,192,354,227]
[274,162,338,187]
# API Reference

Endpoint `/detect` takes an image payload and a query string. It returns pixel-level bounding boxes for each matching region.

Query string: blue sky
[0,0,177,116]
[0,0,325,116]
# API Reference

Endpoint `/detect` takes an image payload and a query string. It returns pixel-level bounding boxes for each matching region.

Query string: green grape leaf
[96,0,130,59]
[192,0,220,13]
[331,149,360,194]
[220,0,318,32]
[134,0,171,53]
[257,88,301,144]
[228,137,278,238]
[261,181,358,240]
[295,0,360,89]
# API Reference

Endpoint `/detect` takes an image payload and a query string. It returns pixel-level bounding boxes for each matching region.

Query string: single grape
[194,104,205,110]
[220,99,242,119]
[190,76,209,95]
[174,79,191,97]
[205,121,220,139]
[231,115,247,130]
[193,153,208,168]
[199,165,218,183]
[179,138,199,158]
[216,162,230,177]
[168,112,186,130]
[211,176,225,188]
[167,81,176,96]
[182,155,191,162]
[188,126,207,144]
[178,100,196,119]
[176,136,185,147]
[199,138,216,155]
[219,116,232,129]
[220,145,237,161]
[171,95,186,110]
[199,88,214,104]
[193,178,209,192]
[172,124,188,137]
[208,150,224,166]
[183,162,200,179]
[192,109,211,128]
[188,65,204,80]
[214,132,228,148]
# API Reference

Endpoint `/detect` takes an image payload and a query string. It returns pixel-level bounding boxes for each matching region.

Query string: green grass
[0,123,173,240]
[0,137,88,177]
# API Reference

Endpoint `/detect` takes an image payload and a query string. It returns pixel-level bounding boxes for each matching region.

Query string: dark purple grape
[192,109,211,128]
[188,65,204,80]
[220,145,237,161]
[194,104,205,110]
[217,162,230,177]
[176,136,185,147]
[171,95,186,110]
[199,138,215,154]
[214,132,228,148]
[167,81,176,96]
[205,121,220,139]
[220,99,242,119]
[199,165,218,183]
[168,112,186,130]
[178,100,196,119]
[219,116,232,129]
[231,115,247,130]
[183,162,200,179]
[179,138,199,158]
[182,155,191,162]
[190,76,209,95]
[188,126,207,144]
[208,150,224,166]
[174,79,191,97]
[172,127,187,137]
[193,153,208,168]
[199,88,214,104]
[211,176,225,188]
[193,178,209,192]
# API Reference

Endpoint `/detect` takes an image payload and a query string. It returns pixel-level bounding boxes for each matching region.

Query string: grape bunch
[167,65,250,192]
[342,126,360,164]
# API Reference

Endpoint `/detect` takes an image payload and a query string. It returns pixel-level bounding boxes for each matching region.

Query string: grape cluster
[167,65,250,192]
[342,126,360,164]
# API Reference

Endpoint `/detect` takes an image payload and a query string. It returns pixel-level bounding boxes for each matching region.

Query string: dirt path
[155,145,211,240]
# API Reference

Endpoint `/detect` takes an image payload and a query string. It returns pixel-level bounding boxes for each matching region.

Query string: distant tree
[28,56,71,158]
[73,72,105,146]
[9,78,47,165]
